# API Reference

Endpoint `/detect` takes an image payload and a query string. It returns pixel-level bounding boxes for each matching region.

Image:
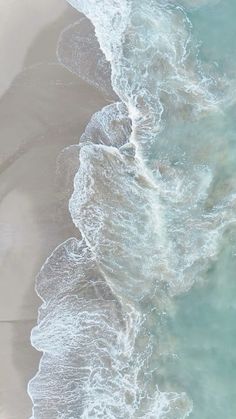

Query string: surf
[28,1,236,418]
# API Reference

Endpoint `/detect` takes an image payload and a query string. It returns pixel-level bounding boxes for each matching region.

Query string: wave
[57,17,116,98]
[28,236,192,418]
[29,0,236,418]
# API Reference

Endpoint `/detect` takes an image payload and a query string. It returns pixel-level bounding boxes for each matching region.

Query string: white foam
[29,0,236,417]
[57,17,115,98]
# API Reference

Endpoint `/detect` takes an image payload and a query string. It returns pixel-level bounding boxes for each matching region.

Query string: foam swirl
[29,0,236,418]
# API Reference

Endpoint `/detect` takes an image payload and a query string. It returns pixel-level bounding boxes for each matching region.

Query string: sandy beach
[1,1,235,418]
[0,0,66,98]
[0,1,107,417]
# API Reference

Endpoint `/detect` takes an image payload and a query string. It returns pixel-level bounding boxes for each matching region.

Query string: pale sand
[0,2,107,418]
[0,0,66,98]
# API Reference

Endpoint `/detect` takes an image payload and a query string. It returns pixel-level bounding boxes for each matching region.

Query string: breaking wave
[28,0,236,418]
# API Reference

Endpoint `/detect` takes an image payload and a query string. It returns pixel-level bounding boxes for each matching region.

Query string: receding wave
[56,17,116,98]
[29,0,236,418]
[28,237,192,418]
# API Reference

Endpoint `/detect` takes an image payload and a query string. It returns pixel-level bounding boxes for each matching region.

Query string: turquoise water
[161,4,236,416]
[165,4,236,417]
[29,1,236,417]
[161,232,236,418]
[191,0,236,77]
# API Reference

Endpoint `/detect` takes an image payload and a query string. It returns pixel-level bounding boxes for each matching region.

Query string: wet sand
[0,1,107,418]
[0,0,67,98]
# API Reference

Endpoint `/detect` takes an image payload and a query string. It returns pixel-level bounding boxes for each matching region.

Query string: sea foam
[29,0,236,418]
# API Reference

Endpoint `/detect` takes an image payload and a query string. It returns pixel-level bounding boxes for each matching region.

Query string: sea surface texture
[28,0,236,418]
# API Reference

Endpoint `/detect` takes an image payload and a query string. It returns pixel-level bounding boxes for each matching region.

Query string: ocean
[28,0,236,417]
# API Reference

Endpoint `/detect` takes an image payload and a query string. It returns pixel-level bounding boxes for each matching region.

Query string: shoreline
[0,2,107,417]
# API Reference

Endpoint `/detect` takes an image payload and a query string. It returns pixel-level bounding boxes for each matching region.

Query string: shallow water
[164,233,236,418]
[29,0,236,418]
